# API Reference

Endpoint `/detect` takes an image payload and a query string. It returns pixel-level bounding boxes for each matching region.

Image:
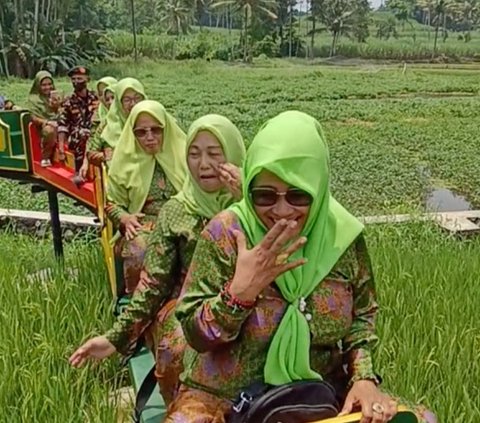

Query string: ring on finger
[275,253,289,265]
[372,402,385,414]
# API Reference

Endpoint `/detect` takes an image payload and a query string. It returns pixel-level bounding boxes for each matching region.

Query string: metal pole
[130,0,138,62]
[47,189,64,259]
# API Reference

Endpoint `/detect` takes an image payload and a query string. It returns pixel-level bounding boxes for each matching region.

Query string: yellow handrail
[311,406,414,423]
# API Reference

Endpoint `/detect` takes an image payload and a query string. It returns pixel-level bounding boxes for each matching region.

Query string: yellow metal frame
[94,164,117,296]
[18,112,30,158]
[312,406,413,423]
[0,117,8,152]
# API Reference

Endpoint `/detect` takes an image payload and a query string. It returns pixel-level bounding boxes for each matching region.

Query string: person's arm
[86,132,107,166]
[342,235,379,385]
[31,115,47,128]
[105,205,178,354]
[175,215,254,353]
[57,99,71,160]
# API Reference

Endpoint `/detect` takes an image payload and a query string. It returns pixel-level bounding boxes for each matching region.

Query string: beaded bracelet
[220,280,256,310]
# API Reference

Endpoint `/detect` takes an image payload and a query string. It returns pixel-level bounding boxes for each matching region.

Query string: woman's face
[104,91,114,110]
[187,131,226,192]
[40,77,53,96]
[251,170,312,236]
[97,82,107,99]
[121,88,144,116]
[133,112,164,155]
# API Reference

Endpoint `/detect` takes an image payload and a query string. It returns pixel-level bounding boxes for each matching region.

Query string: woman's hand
[43,120,58,129]
[120,213,144,240]
[229,219,307,302]
[79,161,89,180]
[218,163,242,200]
[103,147,113,162]
[69,335,116,368]
[339,380,398,423]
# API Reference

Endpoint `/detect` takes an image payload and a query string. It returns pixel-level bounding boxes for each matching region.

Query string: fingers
[269,220,301,254]
[218,168,232,182]
[260,219,288,250]
[277,257,307,274]
[232,229,247,252]
[125,224,137,240]
[338,393,354,416]
[283,236,307,256]
[69,347,88,368]
[383,399,398,422]
[359,398,373,423]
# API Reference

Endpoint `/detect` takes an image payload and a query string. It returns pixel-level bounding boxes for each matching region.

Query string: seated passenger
[86,77,146,169]
[105,100,187,294]
[69,114,245,406]
[27,71,61,167]
[95,76,117,126]
[167,111,437,423]
[57,66,98,181]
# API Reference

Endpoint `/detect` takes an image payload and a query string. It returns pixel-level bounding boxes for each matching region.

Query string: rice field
[2,60,480,215]
[1,61,480,421]
[0,224,478,421]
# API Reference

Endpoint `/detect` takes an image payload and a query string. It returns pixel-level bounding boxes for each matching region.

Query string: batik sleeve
[105,205,178,355]
[342,235,380,385]
[175,212,253,353]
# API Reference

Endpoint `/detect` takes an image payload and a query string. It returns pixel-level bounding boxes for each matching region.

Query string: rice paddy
[1,60,479,421]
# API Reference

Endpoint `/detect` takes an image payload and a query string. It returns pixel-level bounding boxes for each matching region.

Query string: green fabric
[174,114,246,219]
[101,77,146,148]
[108,100,187,215]
[96,76,118,124]
[229,110,364,385]
[27,71,56,120]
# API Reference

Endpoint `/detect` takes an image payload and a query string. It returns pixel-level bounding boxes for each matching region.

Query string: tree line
[1,0,480,77]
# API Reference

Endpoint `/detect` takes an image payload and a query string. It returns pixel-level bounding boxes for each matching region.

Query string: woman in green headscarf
[70,114,245,406]
[85,77,146,170]
[27,71,61,167]
[166,111,437,423]
[95,76,117,125]
[105,99,186,295]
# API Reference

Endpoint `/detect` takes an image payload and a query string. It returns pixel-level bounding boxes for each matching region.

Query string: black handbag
[229,380,340,423]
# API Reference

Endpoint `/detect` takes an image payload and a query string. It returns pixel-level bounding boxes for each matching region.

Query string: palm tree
[313,0,358,57]
[213,0,277,62]
[160,0,192,35]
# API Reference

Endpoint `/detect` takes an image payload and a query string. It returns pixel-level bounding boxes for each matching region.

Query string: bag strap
[132,365,157,423]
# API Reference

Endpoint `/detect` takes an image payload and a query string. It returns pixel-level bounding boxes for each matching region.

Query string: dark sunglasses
[250,187,313,207]
[133,126,163,139]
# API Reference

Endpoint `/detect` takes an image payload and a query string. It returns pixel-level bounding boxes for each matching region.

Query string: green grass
[2,60,480,215]
[0,232,125,422]
[367,223,480,421]
[0,223,478,421]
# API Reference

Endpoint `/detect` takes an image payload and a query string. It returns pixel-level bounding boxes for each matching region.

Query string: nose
[271,195,293,218]
[146,129,155,141]
[199,153,210,170]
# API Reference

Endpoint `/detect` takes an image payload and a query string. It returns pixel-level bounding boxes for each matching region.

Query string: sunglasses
[133,126,163,139]
[250,187,313,207]
[122,95,144,105]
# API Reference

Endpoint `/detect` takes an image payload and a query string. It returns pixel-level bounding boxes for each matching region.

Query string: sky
[370,0,384,8]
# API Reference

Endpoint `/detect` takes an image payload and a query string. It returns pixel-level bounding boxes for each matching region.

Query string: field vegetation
[1,60,480,215]
[0,223,479,421]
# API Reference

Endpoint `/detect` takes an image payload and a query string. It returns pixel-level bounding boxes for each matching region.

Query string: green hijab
[101,77,146,148]
[27,71,56,120]
[174,114,246,219]
[230,111,364,385]
[108,100,187,214]
[96,76,118,124]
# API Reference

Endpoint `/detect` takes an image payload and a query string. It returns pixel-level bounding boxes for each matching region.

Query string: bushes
[107,30,240,61]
